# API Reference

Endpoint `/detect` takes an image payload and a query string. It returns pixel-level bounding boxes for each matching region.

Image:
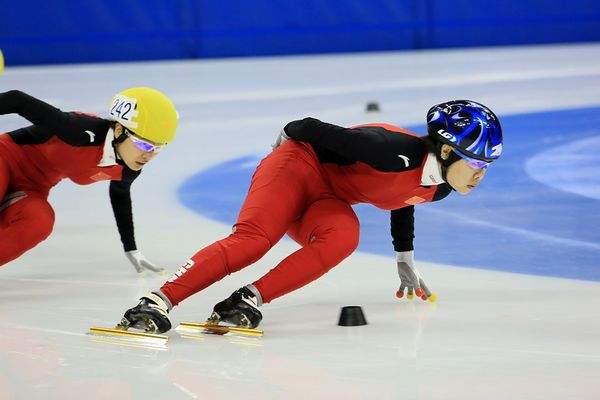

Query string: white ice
[0,43,599,400]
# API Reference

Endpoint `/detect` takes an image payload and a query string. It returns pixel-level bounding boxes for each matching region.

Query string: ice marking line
[512,350,600,359]
[525,134,600,200]
[423,208,600,251]
[2,322,86,338]
[453,346,600,360]
[174,67,600,104]
[172,383,199,399]
[0,276,148,287]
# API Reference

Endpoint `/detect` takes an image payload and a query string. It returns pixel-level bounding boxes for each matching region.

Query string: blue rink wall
[178,107,600,282]
[1,0,600,65]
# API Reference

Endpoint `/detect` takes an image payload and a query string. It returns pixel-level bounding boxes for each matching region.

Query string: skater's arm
[391,206,436,302]
[109,169,141,252]
[0,90,110,145]
[390,206,415,252]
[110,169,167,274]
[284,117,425,172]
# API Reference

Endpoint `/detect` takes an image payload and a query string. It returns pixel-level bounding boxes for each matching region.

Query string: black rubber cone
[338,306,368,326]
[365,102,380,112]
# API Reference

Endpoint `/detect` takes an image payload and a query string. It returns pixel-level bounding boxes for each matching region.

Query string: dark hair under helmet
[427,100,503,163]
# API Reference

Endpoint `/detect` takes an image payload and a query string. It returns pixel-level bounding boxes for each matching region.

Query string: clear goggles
[454,148,490,170]
[124,129,166,153]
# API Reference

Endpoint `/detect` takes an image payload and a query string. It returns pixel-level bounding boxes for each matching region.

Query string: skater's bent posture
[0,88,178,272]
[122,100,503,333]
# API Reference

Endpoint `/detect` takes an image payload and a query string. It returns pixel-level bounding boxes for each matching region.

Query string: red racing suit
[0,90,141,266]
[160,118,452,306]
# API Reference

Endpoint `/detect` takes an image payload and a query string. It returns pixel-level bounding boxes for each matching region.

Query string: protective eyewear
[454,149,490,170]
[124,129,166,153]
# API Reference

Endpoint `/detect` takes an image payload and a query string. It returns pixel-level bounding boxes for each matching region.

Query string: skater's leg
[0,154,54,266]
[160,144,322,306]
[252,197,360,303]
[0,189,55,266]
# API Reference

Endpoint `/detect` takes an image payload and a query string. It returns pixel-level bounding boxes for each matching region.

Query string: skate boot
[120,292,172,333]
[208,287,262,328]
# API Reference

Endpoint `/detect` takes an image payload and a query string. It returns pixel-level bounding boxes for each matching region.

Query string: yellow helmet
[109,87,178,144]
[0,49,4,75]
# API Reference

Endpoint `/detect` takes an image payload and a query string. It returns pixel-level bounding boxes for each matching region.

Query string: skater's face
[441,144,487,195]
[114,124,160,171]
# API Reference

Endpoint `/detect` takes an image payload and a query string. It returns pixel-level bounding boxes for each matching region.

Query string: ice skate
[119,292,172,333]
[88,292,171,347]
[176,287,264,337]
[209,286,263,328]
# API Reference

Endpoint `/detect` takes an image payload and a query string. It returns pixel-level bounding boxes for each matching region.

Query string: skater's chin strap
[432,141,460,191]
[440,151,461,186]
[112,123,129,161]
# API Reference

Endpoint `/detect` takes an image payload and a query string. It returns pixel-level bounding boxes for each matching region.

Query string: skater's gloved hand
[395,251,437,302]
[125,250,166,274]
[272,127,290,150]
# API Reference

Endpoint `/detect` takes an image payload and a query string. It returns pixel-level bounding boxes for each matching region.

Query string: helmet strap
[112,123,128,161]
[438,143,462,187]
[423,135,460,190]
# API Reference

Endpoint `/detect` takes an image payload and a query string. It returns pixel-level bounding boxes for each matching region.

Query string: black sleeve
[391,206,415,252]
[109,168,141,252]
[1,90,110,146]
[284,117,425,172]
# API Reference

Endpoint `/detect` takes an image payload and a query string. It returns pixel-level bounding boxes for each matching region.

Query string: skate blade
[176,322,264,337]
[88,326,169,349]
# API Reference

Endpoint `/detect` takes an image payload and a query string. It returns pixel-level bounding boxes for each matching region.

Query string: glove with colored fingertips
[125,250,166,274]
[395,251,437,302]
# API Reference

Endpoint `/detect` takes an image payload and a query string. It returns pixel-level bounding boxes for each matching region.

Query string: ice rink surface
[1,43,599,399]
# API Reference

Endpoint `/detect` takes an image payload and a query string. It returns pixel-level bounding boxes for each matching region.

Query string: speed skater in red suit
[0,88,178,273]
[120,100,503,333]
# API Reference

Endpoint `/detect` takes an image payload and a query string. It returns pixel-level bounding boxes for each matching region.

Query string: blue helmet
[427,100,503,163]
